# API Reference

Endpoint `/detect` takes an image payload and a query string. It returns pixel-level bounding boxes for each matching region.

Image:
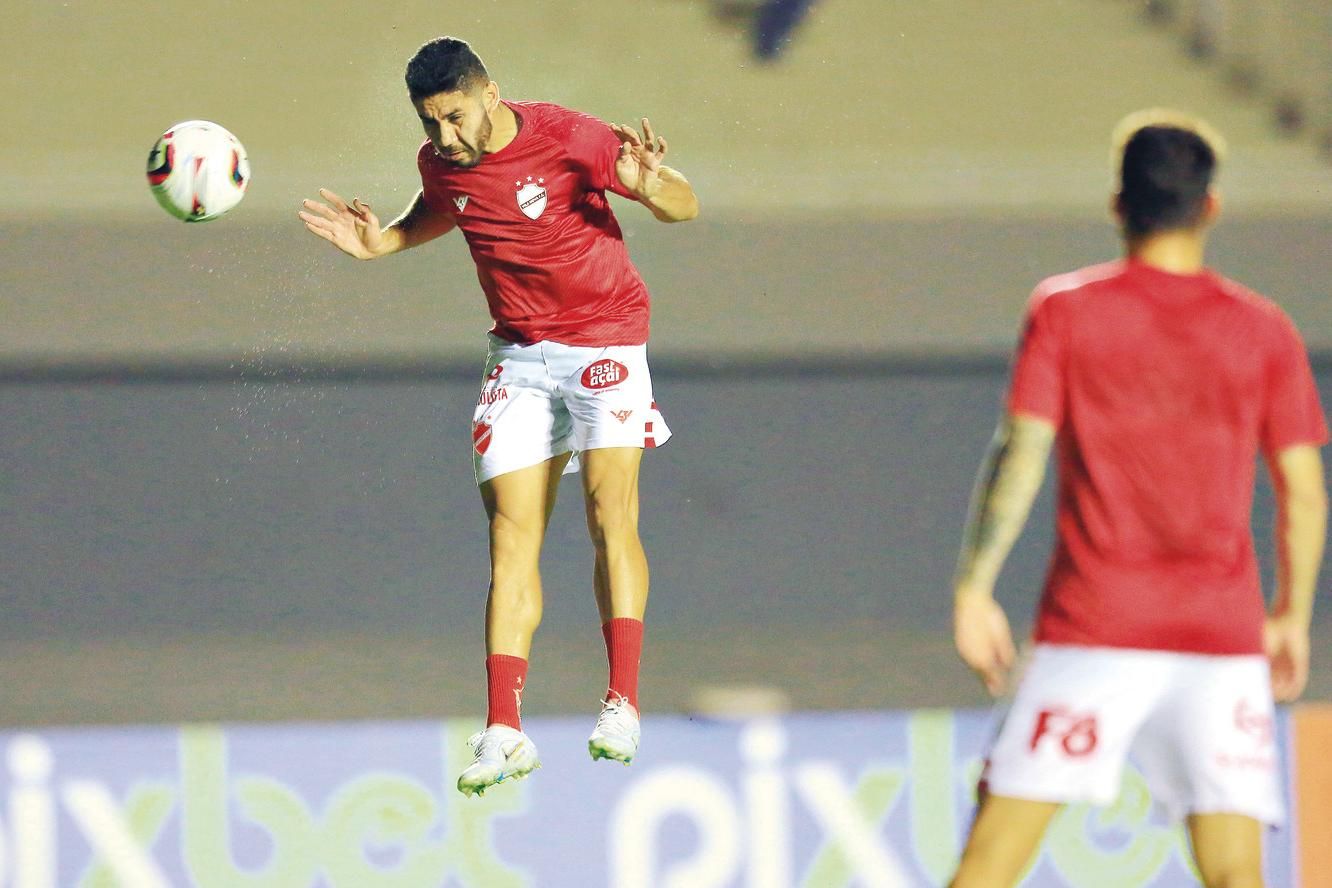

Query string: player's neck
[485,102,520,155]
[1124,229,1207,275]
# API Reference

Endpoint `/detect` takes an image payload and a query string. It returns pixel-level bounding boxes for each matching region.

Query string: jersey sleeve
[1261,311,1328,453]
[564,113,637,200]
[416,141,452,212]
[1006,287,1066,425]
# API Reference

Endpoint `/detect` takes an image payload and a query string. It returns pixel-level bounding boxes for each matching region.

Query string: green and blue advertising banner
[0,709,1298,886]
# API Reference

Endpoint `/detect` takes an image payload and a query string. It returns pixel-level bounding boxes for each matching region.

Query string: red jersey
[1008,259,1327,654]
[418,101,651,346]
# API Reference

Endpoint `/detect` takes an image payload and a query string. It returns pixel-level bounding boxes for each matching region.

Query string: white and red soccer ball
[146,120,250,222]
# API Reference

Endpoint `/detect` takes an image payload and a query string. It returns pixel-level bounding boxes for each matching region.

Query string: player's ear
[483,81,500,113]
[1200,188,1222,225]
[1110,192,1125,225]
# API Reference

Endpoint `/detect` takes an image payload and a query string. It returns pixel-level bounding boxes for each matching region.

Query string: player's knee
[489,511,544,560]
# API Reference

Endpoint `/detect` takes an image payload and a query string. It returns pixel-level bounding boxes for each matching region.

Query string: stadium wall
[5,370,1331,726]
[4,213,1332,368]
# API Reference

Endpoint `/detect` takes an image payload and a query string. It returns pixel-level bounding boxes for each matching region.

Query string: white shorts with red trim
[981,644,1283,825]
[471,335,672,484]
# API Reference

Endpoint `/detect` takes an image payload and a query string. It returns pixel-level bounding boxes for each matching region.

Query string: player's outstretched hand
[954,592,1016,696]
[298,188,384,260]
[1264,613,1310,702]
[612,118,667,199]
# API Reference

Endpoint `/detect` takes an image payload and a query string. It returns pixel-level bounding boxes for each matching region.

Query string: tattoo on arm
[389,190,455,250]
[955,415,1056,593]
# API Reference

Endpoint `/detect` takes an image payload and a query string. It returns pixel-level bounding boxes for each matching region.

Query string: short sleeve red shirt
[418,101,650,346]
[1008,259,1327,654]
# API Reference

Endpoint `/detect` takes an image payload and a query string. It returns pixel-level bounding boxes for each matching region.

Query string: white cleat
[588,695,640,765]
[457,725,540,797]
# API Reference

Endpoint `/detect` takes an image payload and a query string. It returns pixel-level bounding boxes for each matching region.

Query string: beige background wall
[4,0,1331,365]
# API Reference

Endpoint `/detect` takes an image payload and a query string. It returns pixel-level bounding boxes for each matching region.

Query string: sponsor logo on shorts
[1234,698,1275,746]
[610,409,634,424]
[1213,750,1276,771]
[1029,707,1098,757]
[472,421,494,456]
[582,359,629,390]
[515,176,547,220]
[478,387,509,407]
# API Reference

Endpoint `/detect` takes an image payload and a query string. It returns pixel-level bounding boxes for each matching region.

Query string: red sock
[603,618,644,711]
[486,654,528,730]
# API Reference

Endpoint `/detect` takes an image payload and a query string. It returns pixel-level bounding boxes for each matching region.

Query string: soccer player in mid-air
[298,37,698,797]
[947,110,1327,888]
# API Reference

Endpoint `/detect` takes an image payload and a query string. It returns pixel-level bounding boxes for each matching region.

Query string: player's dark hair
[1117,125,1217,236]
[405,37,489,99]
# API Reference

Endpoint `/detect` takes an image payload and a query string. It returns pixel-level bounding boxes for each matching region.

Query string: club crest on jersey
[515,175,547,220]
[453,195,468,213]
[582,359,629,390]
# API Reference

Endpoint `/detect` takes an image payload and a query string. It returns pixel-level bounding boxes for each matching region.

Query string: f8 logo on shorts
[1029,707,1099,757]
[581,359,629,390]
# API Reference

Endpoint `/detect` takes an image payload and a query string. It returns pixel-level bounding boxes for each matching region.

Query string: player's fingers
[957,635,1002,694]
[1272,670,1296,702]
[617,124,643,146]
[996,628,1016,669]
[641,117,656,145]
[1270,650,1300,701]
[981,661,1006,696]
[301,199,341,222]
[302,220,336,242]
[1290,653,1309,698]
[298,211,341,235]
[656,135,668,157]
[318,188,350,212]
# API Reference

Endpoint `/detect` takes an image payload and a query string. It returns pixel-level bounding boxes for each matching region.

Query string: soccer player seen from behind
[948,110,1327,888]
[298,37,699,797]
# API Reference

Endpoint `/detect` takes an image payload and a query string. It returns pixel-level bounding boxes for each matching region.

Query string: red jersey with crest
[418,100,650,346]
[1008,259,1327,655]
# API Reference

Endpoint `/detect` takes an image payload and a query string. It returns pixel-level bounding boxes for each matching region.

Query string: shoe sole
[588,738,636,765]
[458,743,541,797]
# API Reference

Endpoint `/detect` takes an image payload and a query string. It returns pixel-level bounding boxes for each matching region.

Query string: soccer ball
[146,120,250,222]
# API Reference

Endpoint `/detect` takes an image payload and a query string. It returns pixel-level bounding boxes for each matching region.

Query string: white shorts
[470,335,672,484]
[982,644,1284,825]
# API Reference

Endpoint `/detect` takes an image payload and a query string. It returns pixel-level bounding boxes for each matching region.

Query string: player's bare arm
[611,118,699,223]
[298,187,455,260]
[953,413,1056,694]
[1265,443,1327,701]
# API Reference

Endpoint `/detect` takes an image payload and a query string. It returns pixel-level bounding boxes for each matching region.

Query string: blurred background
[3,0,1331,727]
